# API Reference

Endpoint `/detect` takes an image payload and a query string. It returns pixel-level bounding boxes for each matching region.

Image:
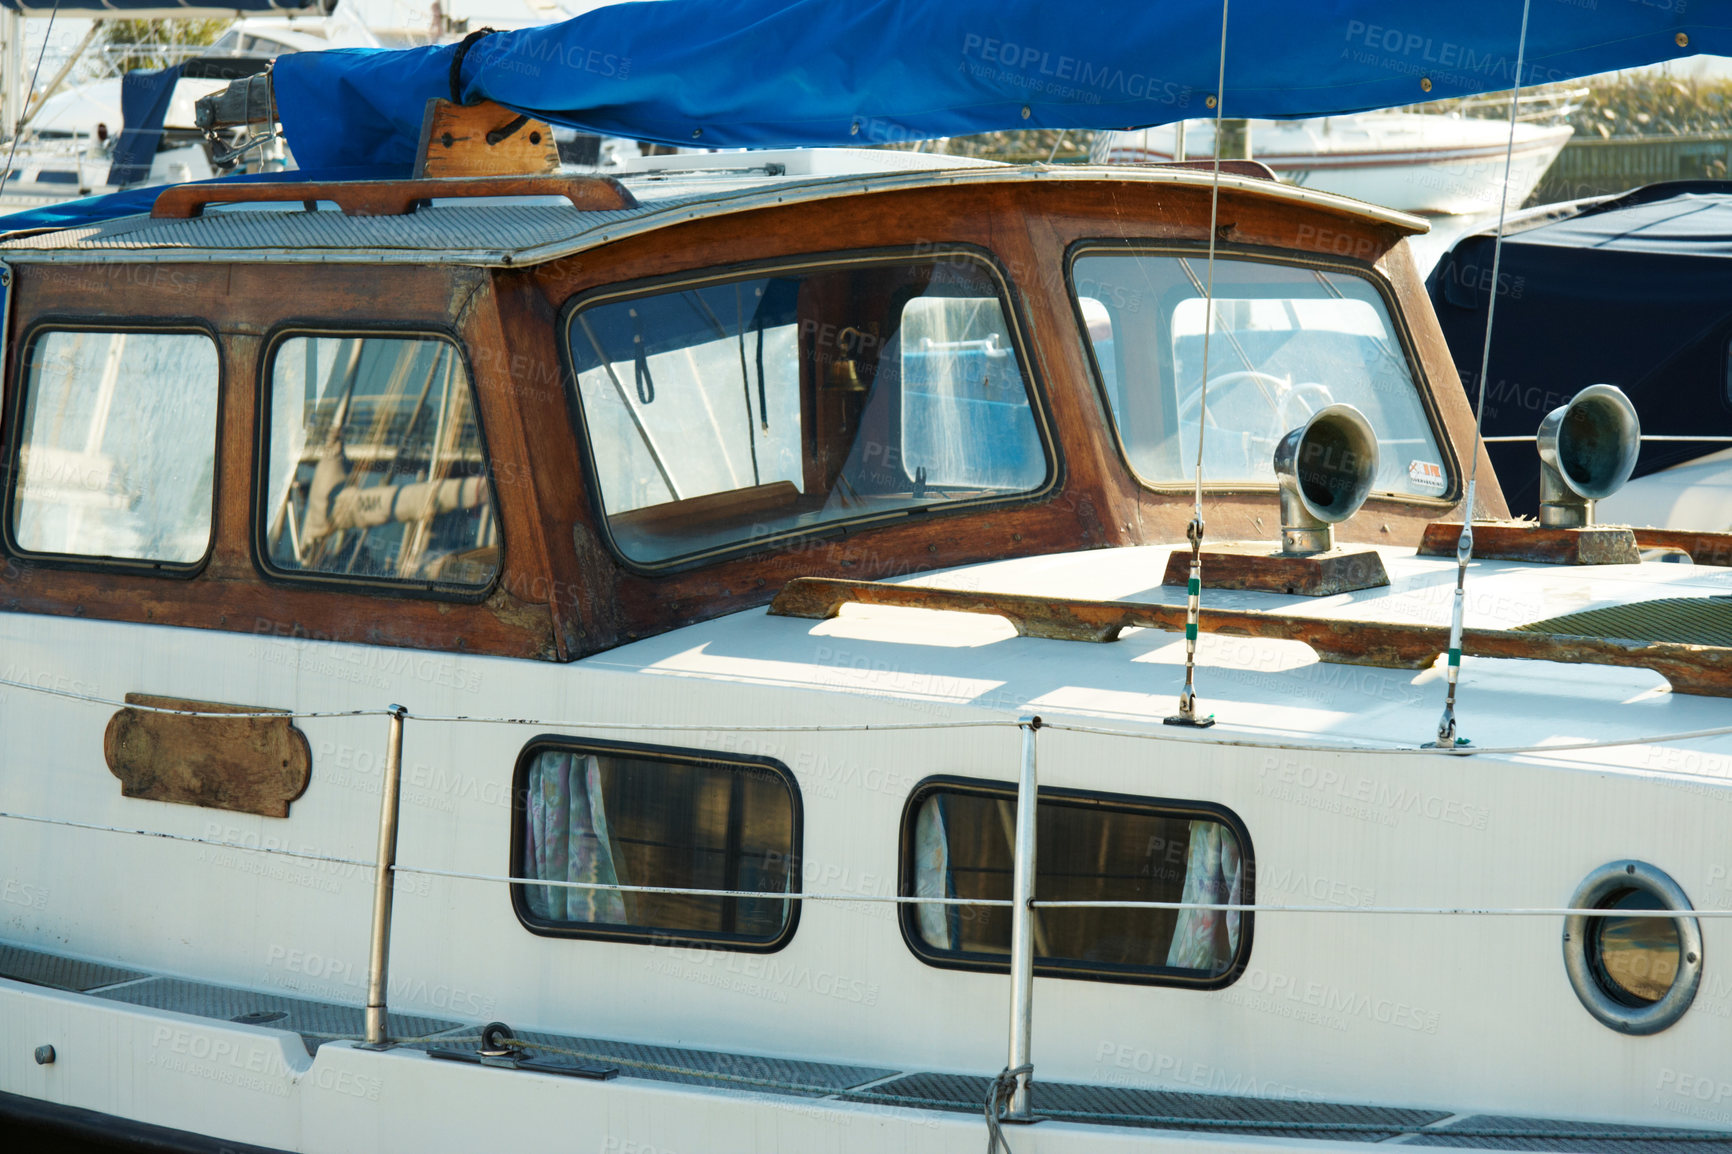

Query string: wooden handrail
[151,175,637,220]
[768,576,1732,698]
[1628,528,1732,567]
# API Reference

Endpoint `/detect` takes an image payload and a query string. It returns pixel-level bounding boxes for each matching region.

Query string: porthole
[1563,861,1702,1035]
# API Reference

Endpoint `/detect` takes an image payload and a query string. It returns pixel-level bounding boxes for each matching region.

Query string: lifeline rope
[1435,0,1532,749]
[1168,0,1232,731]
[14,671,1732,758]
[5,808,1727,919]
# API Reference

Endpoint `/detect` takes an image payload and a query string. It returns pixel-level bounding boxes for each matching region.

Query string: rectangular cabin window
[9,328,219,565]
[904,780,1251,986]
[565,254,1050,567]
[260,335,500,589]
[1071,250,1451,499]
[513,743,801,950]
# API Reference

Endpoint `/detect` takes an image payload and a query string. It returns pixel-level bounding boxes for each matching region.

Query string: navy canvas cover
[105,65,185,187]
[1428,185,1732,517]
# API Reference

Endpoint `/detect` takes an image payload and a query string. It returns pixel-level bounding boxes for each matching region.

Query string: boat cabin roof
[0,158,1428,266]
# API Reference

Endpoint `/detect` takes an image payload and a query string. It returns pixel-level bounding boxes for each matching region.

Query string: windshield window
[1072,252,1449,498]
[567,255,1049,566]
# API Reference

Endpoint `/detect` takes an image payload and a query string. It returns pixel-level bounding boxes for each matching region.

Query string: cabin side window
[512,741,801,951]
[260,334,500,589]
[565,252,1050,568]
[7,328,219,567]
[1071,249,1452,500]
[903,779,1251,986]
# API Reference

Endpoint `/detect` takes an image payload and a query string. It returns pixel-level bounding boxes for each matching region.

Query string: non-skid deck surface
[0,942,147,993]
[92,977,461,1055]
[6,939,1731,1147]
[846,1073,1449,1142]
[412,1029,896,1098]
[1409,1117,1732,1153]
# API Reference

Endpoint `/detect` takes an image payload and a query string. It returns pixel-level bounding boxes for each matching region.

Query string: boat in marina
[1092,111,1574,215]
[3,2,1732,1150]
[1429,180,1732,530]
[0,4,359,208]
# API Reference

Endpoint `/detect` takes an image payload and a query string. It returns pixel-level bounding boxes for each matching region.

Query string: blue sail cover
[4,0,1730,236]
[273,0,1732,172]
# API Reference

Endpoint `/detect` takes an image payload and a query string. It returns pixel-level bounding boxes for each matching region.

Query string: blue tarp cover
[7,1,1732,235]
[271,0,1732,171]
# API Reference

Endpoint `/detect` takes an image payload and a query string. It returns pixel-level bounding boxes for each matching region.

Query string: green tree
[101,18,231,74]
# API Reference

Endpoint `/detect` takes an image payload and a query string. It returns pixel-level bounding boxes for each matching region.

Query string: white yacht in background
[1094,112,1573,214]
[0,12,379,206]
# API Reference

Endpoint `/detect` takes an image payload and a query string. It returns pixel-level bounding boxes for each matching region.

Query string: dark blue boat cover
[1428,183,1732,516]
[105,65,185,188]
[271,0,1732,171]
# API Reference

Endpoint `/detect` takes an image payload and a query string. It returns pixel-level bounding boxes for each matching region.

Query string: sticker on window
[1408,460,1445,492]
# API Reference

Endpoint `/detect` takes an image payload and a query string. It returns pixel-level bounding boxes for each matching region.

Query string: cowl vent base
[1418,521,1640,566]
[1160,542,1389,597]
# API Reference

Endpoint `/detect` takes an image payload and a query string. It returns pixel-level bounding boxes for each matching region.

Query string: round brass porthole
[1563,861,1702,1035]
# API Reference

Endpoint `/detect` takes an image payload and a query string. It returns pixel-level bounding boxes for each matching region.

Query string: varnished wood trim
[151,175,634,219]
[770,576,1732,698]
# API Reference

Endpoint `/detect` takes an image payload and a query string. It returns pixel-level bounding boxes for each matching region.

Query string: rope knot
[985,1063,1034,1153]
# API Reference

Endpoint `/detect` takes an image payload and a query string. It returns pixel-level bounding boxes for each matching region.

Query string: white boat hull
[3,545,1731,1149]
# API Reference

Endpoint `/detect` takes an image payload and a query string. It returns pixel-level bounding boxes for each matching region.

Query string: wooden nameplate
[413,98,559,179]
[1161,542,1389,597]
[104,694,312,818]
[1418,521,1640,565]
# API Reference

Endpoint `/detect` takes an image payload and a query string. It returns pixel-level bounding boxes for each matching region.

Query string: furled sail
[272,0,1729,171]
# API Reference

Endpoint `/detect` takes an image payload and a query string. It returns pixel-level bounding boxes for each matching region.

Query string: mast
[2,10,22,141]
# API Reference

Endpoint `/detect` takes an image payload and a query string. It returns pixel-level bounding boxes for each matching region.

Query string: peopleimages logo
[960,34,1194,106]
[1258,756,1491,832]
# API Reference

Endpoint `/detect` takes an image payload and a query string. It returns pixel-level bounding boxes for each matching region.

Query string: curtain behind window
[1165,820,1244,971]
[523,751,628,924]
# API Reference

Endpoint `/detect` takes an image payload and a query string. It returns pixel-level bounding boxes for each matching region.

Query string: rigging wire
[734,283,762,486]
[1434,0,1532,750]
[1167,0,1230,730]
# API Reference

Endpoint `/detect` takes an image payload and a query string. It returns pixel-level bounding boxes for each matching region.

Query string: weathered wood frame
[1,317,228,578]
[248,322,506,602]
[1062,237,1466,506]
[0,176,1505,661]
[554,243,1063,576]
